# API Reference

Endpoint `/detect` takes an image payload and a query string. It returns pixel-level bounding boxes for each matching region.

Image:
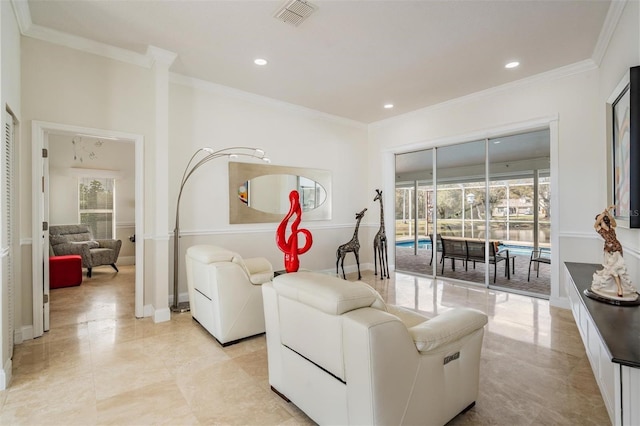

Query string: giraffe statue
[373,189,389,279]
[336,208,367,280]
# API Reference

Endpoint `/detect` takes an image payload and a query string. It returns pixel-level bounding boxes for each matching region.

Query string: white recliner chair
[263,272,488,426]
[185,245,273,346]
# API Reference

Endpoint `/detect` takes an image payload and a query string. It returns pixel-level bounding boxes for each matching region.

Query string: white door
[32,121,145,334]
[42,137,50,331]
[3,110,16,357]
[32,125,50,337]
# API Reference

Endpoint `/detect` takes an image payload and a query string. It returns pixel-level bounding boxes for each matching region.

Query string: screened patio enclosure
[394,129,551,298]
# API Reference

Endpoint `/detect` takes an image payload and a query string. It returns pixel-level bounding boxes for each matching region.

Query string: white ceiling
[22,0,613,124]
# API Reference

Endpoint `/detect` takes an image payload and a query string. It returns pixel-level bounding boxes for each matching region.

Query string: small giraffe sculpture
[373,189,389,279]
[336,208,367,280]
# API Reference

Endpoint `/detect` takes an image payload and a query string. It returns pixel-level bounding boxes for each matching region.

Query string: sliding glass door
[488,130,551,296]
[394,129,551,297]
[435,140,487,285]
[395,149,434,276]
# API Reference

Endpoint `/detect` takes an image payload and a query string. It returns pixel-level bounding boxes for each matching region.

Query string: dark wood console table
[564,262,640,425]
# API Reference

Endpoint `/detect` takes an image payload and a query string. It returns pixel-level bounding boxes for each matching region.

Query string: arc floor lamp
[172,146,270,313]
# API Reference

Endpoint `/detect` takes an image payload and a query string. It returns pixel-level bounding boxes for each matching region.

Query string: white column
[147,46,177,323]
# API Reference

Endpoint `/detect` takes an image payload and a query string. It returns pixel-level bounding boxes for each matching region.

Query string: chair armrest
[496,248,510,258]
[95,239,121,251]
[408,307,487,353]
[244,257,274,284]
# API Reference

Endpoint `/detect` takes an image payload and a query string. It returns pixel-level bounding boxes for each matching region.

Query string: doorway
[32,121,144,337]
[394,128,552,298]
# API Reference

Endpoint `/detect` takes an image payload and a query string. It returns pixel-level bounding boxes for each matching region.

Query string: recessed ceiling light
[505,61,520,69]
[384,103,394,109]
[254,58,268,66]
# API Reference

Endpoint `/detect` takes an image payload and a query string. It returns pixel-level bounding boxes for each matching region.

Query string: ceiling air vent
[274,0,317,26]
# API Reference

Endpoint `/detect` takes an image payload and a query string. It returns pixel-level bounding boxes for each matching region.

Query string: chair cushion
[64,232,94,243]
[274,272,378,315]
[72,240,99,249]
[90,248,116,264]
[50,235,68,246]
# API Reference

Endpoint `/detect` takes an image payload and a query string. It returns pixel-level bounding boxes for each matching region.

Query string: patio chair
[441,237,468,272]
[428,233,443,265]
[528,248,551,281]
[466,240,510,283]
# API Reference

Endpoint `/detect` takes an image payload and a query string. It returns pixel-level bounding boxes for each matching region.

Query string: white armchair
[185,245,273,346]
[263,272,488,426]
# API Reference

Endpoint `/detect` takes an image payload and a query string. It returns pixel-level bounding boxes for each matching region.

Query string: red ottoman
[49,255,83,289]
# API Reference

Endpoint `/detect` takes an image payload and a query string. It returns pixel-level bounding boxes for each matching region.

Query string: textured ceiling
[25,0,612,123]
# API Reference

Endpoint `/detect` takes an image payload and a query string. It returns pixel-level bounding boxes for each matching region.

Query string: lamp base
[171,301,191,313]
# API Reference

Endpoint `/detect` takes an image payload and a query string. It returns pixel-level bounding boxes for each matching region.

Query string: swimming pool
[396,239,536,256]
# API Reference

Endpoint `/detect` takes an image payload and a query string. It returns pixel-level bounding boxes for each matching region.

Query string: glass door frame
[391,120,557,300]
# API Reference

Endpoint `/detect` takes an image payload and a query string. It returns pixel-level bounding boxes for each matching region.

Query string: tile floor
[0,265,610,425]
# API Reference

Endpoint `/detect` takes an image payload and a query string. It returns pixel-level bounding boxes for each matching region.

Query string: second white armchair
[185,245,274,346]
[263,272,488,425]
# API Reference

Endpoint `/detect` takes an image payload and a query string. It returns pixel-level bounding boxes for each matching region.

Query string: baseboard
[14,325,34,344]
[168,292,190,304]
[0,357,12,390]
[143,303,155,317]
[549,295,570,309]
[154,307,171,323]
[329,262,377,276]
[116,256,135,266]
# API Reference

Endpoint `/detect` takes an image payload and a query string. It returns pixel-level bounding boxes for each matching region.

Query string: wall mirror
[229,162,332,224]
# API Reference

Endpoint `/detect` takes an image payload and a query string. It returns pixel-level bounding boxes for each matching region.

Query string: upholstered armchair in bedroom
[185,245,274,346]
[49,224,122,278]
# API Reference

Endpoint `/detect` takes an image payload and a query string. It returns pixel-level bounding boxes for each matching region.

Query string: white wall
[368,0,640,307]
[18,37,371,330]
[20,38,156,324]
[597,0,640,278]
[48,134,136,261]
[13,0,639,343]
[1,0,22,390]
[167,78,370,298]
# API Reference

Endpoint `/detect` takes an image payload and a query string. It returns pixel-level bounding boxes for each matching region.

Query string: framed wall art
[609,66,640,228]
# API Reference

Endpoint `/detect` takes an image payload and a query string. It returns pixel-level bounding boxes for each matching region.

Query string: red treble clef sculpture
[276,190,313,272]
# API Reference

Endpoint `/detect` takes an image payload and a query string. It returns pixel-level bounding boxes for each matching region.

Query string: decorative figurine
[336,208,367,280]
[276,190,313,273]
[590,205,638,302]
[373,189,390,279]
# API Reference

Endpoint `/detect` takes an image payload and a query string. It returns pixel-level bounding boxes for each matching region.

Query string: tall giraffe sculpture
[373,189,390,279]
[336,208,367,280]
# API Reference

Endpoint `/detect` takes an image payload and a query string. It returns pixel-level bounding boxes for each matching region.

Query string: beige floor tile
[1,367,97,424]
[3,265,610,425]
[177,357,294,425]
[96,380,197,425]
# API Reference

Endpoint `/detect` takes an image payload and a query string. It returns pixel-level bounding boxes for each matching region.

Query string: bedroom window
[79,177,115,239]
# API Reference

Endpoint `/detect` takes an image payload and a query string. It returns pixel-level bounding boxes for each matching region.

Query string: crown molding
[11,0,154,69]
[10,0,32,34]
[12,0,364,129]
[146,46,177,68]
[170,73,367,129]
[372,59,598,127]
[24,24,153,68]
[591,0,628,66]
